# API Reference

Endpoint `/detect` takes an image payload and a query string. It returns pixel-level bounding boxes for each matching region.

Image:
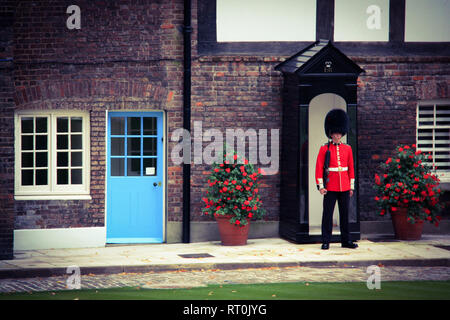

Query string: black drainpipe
[182,0,192,243]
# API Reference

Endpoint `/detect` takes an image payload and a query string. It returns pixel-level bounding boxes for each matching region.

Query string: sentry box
[275,40,364,243]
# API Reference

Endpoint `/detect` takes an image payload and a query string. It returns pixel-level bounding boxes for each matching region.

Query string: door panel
[106,112,164,243]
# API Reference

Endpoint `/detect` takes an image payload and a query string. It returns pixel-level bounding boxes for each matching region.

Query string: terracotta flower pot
[215,215,250,246]
[391,207,424,240]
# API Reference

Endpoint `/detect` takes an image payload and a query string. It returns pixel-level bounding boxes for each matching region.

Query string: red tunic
[315,142,355,192]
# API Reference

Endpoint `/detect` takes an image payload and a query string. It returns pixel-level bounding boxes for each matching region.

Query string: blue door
[106,112,164,243]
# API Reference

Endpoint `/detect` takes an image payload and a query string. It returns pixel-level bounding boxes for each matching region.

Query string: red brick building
[0,0,449,259]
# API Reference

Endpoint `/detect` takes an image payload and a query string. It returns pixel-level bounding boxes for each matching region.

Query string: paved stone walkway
[3,237,450,280]
[2,236,450,294]
[1,265,449,293]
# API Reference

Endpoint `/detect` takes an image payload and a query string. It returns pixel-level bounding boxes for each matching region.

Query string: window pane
[334,0,389,41]
[71,117,82,132]
[57,134,68,149]
[127,117,141,135]
[57,169,68,184]
[217,0,316,42]
[405,0,450,42]
[127,137,141,156]
[111,117,125,135]
[57,152,68,167]
[35,152,48,167]
[143,158,157,176]
[71,169,82,184]
[36,169,48,185]
[143,117,157,135]
[71,152,82,166]
[21,152,33,168]
[436,105,450,126]
[418,105,434,126]
[21,136,33,150]
[143,138,157,156]
[57,117,69,132]
[127,158,141,176]
[21,117,33,133]
[35,117,47,133]
[111,158,124,176]
[18,113,88,190]
[111,138,125,156]
[35,135,47,150]
[21,170,33,185]
[71,134,82,149]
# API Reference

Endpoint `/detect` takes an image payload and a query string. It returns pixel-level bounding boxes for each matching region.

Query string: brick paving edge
[1,258,449,279]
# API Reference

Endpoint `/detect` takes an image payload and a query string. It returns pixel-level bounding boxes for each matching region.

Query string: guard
[315,109,358,250]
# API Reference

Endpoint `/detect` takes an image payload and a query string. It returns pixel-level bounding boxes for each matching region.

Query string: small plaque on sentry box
[145,167,156,175]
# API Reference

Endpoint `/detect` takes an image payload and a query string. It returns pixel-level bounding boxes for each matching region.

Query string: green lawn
[1,281,450,300]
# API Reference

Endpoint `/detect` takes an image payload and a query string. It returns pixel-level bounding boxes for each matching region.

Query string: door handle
[153,182,162,187]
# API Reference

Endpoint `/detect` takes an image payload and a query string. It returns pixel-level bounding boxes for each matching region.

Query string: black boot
[341,241,358,249]
[321,243,329,250]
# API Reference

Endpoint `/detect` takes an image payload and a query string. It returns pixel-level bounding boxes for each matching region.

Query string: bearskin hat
[324,109,349,138]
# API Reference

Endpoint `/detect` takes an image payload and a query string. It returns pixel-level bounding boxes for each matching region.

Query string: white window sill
[437,174,450,185]
[14,194,92,201]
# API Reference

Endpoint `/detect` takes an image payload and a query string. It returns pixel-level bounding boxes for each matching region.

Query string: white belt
[328,167,348,172]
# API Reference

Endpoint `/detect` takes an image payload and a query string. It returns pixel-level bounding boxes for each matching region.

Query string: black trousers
[322,191,350,244]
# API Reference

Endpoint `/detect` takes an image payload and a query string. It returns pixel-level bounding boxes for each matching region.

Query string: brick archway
[13,80,172,109]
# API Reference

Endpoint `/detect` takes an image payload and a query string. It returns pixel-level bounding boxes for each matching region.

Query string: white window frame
[14,110,91,200]
[416,100,450,183]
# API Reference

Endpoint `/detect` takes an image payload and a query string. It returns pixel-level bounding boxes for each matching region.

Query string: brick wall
[356,56,450,220]
[190,56,283,222]
[190,55,450,224]
[10,0,185,230]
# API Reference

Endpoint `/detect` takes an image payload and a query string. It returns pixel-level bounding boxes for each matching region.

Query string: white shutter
[417,102,450,182]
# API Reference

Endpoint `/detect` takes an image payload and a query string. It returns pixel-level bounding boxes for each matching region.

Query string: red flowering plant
[202,150,266,226]
[373,144,443,225]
